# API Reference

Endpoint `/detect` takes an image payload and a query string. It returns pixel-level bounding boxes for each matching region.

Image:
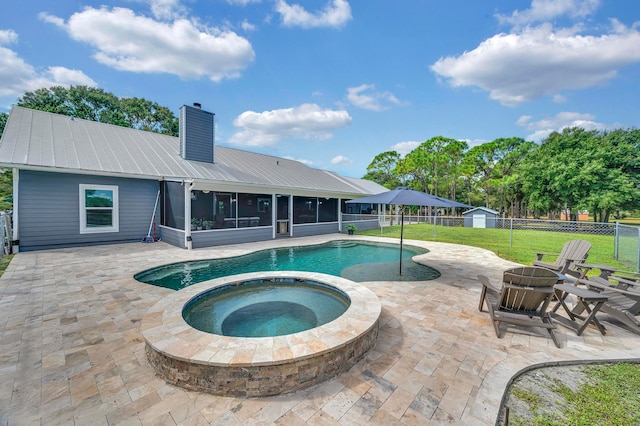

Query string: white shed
[463,207,499,228]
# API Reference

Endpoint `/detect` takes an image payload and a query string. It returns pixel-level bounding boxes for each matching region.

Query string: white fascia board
[190,179,363,199]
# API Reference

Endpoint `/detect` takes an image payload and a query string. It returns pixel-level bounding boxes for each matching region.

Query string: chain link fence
[615,223,640,272]
[0,212,11,256]
[342,213,640,272]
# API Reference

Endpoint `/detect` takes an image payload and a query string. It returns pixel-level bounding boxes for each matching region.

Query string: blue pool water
[135,240,440,290]
[183,278,350,337]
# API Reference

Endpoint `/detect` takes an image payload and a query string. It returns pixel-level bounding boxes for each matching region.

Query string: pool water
[135,240,440,290]
[183,279,350,337]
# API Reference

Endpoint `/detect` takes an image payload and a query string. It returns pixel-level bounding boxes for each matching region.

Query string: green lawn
[359,223,635,274]
[0,254,11,277]
[617,218,640,226]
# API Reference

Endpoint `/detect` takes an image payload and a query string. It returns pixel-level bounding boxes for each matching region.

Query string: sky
[1,0,640,178]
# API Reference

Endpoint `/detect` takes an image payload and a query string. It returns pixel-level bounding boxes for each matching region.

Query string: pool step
[327,240,358,249]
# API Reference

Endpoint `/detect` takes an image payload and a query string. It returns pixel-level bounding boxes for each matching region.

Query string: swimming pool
[135,240,440,289]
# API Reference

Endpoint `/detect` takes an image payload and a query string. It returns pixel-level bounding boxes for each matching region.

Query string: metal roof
[0,107,387,197]
[463,206,499,215]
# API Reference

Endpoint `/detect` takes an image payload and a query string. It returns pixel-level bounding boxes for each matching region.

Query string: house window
[80,184,119,233]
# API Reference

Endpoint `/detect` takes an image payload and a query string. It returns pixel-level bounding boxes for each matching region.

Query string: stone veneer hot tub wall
[141,271,381,397]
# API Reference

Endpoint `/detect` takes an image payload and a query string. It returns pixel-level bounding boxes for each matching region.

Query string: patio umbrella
[346,187,471,275]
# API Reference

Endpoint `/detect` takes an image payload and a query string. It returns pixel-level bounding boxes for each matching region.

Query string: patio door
[276,195,290,235]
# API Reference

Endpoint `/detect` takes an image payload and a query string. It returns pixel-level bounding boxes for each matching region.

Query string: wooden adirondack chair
[578,275,640,334]
[533,240,591,278]
[479,266,562,347]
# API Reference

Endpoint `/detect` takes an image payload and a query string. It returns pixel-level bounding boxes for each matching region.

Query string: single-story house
[0,104,386,252]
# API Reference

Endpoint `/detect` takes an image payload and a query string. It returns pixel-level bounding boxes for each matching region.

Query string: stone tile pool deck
[0,235,638,425]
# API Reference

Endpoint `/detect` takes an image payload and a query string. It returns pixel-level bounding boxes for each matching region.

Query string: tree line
[364,130,640,222]
[0,86,178,138]
[1,86,638,222]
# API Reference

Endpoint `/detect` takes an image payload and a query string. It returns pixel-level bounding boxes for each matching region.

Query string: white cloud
[284,156,313,165]
[0,29,18,45]
[149,0,187,20]
[518,111,596,130]
[227,0,262,5]
[331,155,353,165]
[390,141,420,157]
[46,66,97,86]
[41,7,255,82]
[516,111,611,141]
[496,0,601,26]
[0,35,96,99]
[229,103,352,146]
[241,20,257,32]
[552,94,567,103]
[346,84,402,111]
[275,0,352,29]
[463,138,490,149]
[431,21,640,106]
[39,14,64,27]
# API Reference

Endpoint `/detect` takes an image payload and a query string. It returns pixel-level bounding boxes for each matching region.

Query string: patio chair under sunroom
[478,266,562,348]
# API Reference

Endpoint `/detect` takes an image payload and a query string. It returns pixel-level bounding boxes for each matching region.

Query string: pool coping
[141,271,382,396]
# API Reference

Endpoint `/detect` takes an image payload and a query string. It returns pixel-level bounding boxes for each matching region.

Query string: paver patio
[0,235,637,425]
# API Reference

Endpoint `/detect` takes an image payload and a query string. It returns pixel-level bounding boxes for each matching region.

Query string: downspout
[12,168,18,253]
[184,182,192,249]
[338,198,342,232]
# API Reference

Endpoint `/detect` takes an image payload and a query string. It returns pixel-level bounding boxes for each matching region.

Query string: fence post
[613,222,618,260]
[0,212,5,257]
[433,216,437,241]
[510,218,513,248]
[637,227,640,273]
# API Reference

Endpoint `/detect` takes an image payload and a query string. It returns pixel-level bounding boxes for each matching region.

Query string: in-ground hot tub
[183,277,351,337]
[141,271,381,397]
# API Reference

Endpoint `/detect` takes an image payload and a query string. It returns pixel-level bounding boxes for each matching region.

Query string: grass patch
[359,223,634,273]
[611,218,640,226]
[511,387,543,412]
[553,363,640,425]
[0,254,12,277]
[505,363,640,426]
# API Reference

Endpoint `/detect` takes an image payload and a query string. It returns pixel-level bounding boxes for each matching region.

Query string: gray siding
[179,105,214,163]
[18,171,159,251]
[159,226,185,248]
[293,222,340,237]
[191,227,274,248]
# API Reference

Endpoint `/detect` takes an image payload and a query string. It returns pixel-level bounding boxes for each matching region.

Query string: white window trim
[79,184,119,234]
